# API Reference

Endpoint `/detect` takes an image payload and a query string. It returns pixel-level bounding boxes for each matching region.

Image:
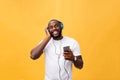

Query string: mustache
[50,29,62,38]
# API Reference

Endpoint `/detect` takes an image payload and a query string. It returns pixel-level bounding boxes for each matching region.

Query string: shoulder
[63,36,78,43]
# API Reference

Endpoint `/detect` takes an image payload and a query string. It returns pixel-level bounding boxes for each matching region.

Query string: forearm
[73,56,83,69]
[30,36,51,60]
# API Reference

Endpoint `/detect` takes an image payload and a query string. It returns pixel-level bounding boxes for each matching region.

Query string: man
[30,19,83,80]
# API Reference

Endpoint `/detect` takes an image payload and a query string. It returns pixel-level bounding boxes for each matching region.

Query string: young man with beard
[30,19,83,80]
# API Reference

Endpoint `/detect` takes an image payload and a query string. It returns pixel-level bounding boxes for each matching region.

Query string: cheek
[57,27,61,31]
[49,29,53,33]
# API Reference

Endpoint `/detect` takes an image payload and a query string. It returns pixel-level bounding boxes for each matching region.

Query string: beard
[50,29,62,39]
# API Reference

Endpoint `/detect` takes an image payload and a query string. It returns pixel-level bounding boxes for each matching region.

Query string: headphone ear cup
[60,23,64,29]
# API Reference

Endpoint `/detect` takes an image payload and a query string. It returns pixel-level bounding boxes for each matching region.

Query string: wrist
[73,56,77,62]
[46,35,51,39]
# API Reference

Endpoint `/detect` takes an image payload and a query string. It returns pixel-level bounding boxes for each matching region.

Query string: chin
[52,34,61,39]
[53,34,59,37]
[51,34,59,37]
[51,30,62,39]
[53,35,59,38]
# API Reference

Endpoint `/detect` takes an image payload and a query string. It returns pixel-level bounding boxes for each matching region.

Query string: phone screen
[63,46,70,52]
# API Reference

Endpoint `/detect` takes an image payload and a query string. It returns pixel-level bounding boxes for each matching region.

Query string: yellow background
[0,0,120,80]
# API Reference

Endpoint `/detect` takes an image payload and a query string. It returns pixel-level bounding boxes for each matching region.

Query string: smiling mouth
[52,30,59,36]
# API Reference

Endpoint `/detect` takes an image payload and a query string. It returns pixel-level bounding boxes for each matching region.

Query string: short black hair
[48,19,61,25]
[48,19,63,29]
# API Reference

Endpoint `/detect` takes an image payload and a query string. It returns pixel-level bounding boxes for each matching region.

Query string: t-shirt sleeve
[72,40,81,56]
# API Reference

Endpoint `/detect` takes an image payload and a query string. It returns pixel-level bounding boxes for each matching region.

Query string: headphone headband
[49,19,64,30]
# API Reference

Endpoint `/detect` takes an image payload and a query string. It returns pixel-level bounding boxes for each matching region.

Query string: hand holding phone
[63,46,74,61]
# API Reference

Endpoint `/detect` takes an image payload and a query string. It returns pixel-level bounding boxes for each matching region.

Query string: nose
[52,26,56,30]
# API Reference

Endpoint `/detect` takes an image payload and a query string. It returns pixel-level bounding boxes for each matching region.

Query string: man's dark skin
[30,20,83,69]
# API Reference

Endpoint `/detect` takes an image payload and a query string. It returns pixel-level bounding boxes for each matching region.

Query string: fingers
[63,49,72,55]
[64,52,69,54]
[63,51,74,61]
[45,26,49,32]
[64,54,73,61]
[45,26,51,37]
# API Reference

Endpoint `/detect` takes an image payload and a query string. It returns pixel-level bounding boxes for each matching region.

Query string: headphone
[52,40,69,80]
[59,21,64,30]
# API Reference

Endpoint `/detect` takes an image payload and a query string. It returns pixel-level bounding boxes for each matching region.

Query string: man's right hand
[45,27,51,37]
[30,27,51,60]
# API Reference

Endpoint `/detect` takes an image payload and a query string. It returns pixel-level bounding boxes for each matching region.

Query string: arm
[30,27,51,60]
[73,55,83,69]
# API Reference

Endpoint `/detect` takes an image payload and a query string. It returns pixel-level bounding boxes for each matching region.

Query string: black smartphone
[63,46,70,52]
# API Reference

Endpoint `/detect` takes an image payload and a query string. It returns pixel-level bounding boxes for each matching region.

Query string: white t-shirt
[41,36,81,80]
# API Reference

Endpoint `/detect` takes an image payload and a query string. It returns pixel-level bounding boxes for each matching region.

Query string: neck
[53,35,63,40]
